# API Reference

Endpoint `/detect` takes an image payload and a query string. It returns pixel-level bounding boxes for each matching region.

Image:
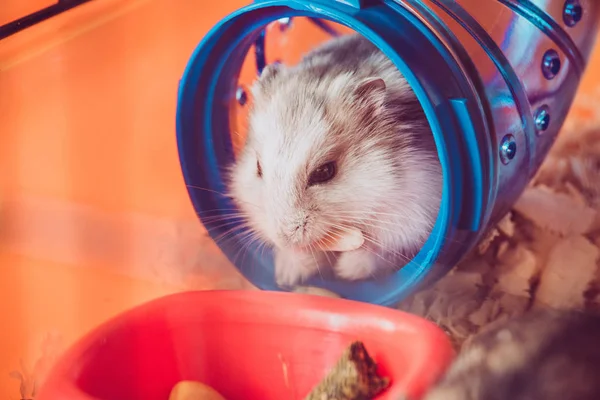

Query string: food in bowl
[304,341,390,400]
[169,340,389,400]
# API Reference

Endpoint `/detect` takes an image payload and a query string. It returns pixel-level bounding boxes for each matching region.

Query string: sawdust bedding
[398,123,600,349]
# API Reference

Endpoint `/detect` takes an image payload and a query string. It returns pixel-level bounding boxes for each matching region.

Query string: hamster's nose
[277,215,309,246]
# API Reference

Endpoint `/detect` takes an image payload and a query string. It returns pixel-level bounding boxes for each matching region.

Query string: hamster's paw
[274,249,322,288]
[334,249,378,281]
[275,265,315,288]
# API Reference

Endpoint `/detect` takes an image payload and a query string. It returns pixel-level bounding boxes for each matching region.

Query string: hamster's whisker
[195,208,248,216]
[362,237,412,264]
[209,224,254,242]
[325,216,399,234]
[211,228,250,249]
[210,222,254,245]
[328,217,435,246]
[307,243,324,281]
[327,220,417,267]
[248,240,270,279]
[203,217,252,230]
[198,211,246,220]
[334,208,438,223]
[322,252,335,270]
[231,237,255,269]
[320,215,417,240]
[231,230,263,269]
[332,210,407,217]
[319,231,340,272]
[348,238,399,271]
[231,129,243,138]
[321,229,339,243]
[202,218,273,264]
[322,213,465,246]
[238,234,260,275]
[199,214,249,224]
[185,184,260,210]
[258,239,271,260]
[329,210,437,225]
[361,236,418,265]
[185,184,231,198]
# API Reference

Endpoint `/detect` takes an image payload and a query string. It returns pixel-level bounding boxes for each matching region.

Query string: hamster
[228,33,442,287]
[422,308,600,400]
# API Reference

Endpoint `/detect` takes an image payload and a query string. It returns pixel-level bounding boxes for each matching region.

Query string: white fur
[228,34,442,287]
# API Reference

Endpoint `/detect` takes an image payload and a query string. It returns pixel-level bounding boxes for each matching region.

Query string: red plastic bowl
[37,291,454,400]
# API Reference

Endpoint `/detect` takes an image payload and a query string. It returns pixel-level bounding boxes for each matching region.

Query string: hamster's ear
[352,77,387,115]
[260,62,282,83]
[252,62,285,97]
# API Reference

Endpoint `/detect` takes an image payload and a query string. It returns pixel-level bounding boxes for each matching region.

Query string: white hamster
[228,33,442,287]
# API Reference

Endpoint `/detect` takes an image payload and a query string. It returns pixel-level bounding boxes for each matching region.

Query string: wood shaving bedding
[399,124,600,349]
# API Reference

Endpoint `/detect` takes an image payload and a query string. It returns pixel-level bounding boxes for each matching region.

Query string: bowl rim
[37,290,455,399]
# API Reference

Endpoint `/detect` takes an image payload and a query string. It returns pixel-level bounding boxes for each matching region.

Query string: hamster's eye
[308,161,337,186]
[257,160,263,178]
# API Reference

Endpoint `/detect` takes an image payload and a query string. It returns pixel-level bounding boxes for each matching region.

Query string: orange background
[0,0,599,398]
[0,0,56,27]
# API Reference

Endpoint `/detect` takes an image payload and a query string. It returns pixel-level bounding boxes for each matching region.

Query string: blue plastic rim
[176,0,494,306]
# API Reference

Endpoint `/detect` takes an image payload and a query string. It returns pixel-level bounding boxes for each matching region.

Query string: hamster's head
[228,62,441,255]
